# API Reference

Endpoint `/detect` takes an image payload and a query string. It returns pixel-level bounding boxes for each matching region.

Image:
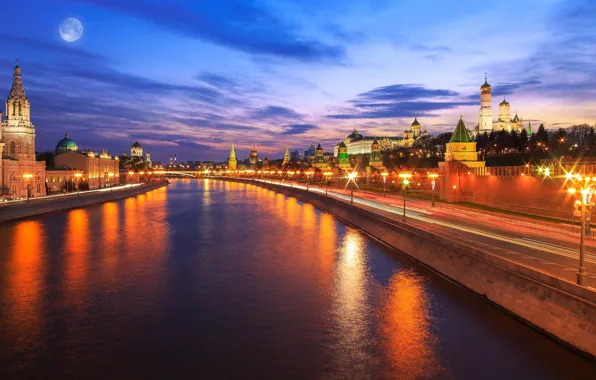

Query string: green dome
[55,133,78,154]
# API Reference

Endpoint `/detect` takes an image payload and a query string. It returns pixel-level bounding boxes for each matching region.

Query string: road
[252,178,596,289]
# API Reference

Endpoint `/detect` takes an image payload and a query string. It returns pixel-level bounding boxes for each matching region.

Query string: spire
[8,58,27,101]
[527,120,533,135]
[449,115,472,143]
[229,144,236,160]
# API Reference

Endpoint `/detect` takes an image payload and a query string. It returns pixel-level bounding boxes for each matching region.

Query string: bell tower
[6,60,31,124]
[479,73,493,133]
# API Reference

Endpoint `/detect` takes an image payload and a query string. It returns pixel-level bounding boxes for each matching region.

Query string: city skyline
[1,0,595,161]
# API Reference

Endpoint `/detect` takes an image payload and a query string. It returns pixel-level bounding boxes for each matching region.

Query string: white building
[476,74,532,136]
[131,141,143,157]
[333,118,428,156]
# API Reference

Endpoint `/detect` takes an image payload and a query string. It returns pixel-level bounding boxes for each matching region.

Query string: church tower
[249,146,258,166]
[1,60,46,197]
[228,144,237,171]
[369,138,384,169]
[498,96,510,124]
[282,147,291,166]
[479,73,493,133]
[3,60,36,161]
[313,143,328,170]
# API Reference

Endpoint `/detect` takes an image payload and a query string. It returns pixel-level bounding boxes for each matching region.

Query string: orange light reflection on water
[6,221,45,349]
[379,269,446,379]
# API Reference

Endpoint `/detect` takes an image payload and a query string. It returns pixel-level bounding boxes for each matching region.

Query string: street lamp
[348,172,357,204]
[398,173,412,222]
[324,171,332,195]
[381,172,388,195]
[74,172,83,194]
[23,173,33,202]
[452,185,457,204]
[428,173,438,206]
[567,178,595,285]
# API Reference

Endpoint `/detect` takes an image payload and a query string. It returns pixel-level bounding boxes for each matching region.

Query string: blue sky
[1,0,595,161]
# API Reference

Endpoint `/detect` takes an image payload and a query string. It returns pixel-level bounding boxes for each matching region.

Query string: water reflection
[65,209,90,298]
[380,269,446,379]
[331,229,374,377]
[5,221,44,352]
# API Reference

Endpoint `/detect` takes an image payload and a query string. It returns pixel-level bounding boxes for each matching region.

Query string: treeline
[381,123,596,168]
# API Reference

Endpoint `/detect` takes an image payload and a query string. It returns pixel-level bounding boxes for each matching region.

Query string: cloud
[328,83,472,119]
[252,105,303,120]
[328,101,476,119]
[197,72,237,88]
[353,84,460,103]
[76,0,346,62]
[282,124,318,134]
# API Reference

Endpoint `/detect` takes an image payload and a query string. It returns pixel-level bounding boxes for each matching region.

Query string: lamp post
[452,185,457,204]
[74,172,83,195]
[23,173,33,202]
[428,173,438,206]
[348,172,357,204]
[398,173,412,222]
[567,179,594,286]
[324,171,332,196]
[381,172,388,195]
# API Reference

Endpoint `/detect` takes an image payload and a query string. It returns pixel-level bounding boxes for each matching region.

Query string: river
[0,179,594,379]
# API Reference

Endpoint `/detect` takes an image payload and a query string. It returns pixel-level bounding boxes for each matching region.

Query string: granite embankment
[225,178,596,358]
[0,181,167,223]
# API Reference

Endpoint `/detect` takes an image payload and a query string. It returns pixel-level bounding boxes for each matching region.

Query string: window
[36,184,41,193]
[9,141,16,155]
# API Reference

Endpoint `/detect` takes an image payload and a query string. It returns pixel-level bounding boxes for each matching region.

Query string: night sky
[1,0,594,162]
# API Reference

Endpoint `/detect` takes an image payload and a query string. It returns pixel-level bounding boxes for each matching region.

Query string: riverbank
[0,181,168,223]
[221,177,596,358]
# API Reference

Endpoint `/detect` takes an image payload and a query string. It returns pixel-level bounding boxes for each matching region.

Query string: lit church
[333,118,428,156]
[0,61,46,198]
[475,74,533,136]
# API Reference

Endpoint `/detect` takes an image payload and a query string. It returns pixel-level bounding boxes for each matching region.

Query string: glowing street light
[567,181,594,286]
[428,173,439,206]
[381,172,389,194]
[347,172,357,204]
[398,173,412,221]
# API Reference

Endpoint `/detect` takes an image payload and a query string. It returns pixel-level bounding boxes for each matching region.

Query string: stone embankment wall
[0,182,167,223]
[226,178,596,358]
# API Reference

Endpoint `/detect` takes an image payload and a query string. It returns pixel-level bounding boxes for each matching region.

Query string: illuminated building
[131,141,143,157]
[442,116,485,169]
[333,119,428,156]
[249,146,258,166]
[0,61,46,198]
[282,147,290,166]
[263,157,270,169]
[475,73,532,136]
[337,141,352,171]
[312,143,330,170]
[55,134,78,154]
[369,138,384,170]
[228,144,237,170]
[54,140,120,189]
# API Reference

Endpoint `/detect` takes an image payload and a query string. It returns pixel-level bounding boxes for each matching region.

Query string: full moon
[59,18,83,42]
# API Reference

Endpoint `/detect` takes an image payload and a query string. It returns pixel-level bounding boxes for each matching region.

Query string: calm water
[0,179,594,379]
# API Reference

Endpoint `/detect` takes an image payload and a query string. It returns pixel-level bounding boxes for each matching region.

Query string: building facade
[249,146,258,166]
[476,74,532,135]
[0,61,46,198]
[131,141,143,157]
[54,147,120,190]
[443,116,485,169]
[334,119,428,156]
